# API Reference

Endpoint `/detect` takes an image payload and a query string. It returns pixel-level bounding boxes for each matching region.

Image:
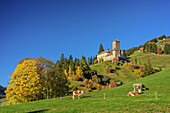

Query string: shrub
[110,80,117,88]
[92,75,99,83]
[72,75,82,81]
[134,69,142,76]
[92,83,98,89]
[83,79,89,85]
[94,59,98,64]
[72,86,78,91]
[96,84,101,91]
[157,48,162,54]
[101,86,105,90]
[84,88,92,93]
[99,58,103,63]
[123,63,128,68]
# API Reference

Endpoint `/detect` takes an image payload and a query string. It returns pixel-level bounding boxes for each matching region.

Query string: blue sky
[1,0,170,87]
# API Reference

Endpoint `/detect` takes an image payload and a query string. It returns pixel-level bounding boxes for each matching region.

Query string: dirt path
[0,100,8,106]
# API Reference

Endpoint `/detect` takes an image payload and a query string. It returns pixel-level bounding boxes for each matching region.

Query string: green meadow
[0,67,170,113]
[130,51,170,66]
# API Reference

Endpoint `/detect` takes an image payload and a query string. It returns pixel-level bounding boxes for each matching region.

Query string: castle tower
[112,38,120,55]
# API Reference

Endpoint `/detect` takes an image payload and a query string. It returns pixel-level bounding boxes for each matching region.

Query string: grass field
[90,61,139,84]
[0,67,170,112]
[129,52,170,66]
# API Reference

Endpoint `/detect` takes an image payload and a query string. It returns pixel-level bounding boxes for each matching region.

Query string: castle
[97,38,126,62]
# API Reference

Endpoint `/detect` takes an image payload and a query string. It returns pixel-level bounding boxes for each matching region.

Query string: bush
[110,80,117,88]
[72,75,82,81]
[92,75,99,83]
[123,63,128,68]
[97,84,101,91]
[101,86,105,90]
[83,79,89,85]
[94,59,98,64]
[134,69,142,76]
[72,86,78,91]
[92,83,98,89]
[84,88,92,93]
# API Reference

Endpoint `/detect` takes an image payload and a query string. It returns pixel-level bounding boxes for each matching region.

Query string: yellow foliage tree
[64,69,68,77]
[5,59,43,105]
[76,66,83,77]
[68,66,72,76]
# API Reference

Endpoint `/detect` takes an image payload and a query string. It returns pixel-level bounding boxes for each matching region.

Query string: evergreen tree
[69,55,75,71]
[51,65,69,97]
[98,44,104,54]
[164,43,170,54]
[80,56,92,79]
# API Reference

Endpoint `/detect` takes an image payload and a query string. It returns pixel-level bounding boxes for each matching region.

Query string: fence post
[155,91,157,99]
[104,93,105,100]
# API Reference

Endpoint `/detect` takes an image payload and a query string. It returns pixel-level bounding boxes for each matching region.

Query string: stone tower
[112,38,120,55]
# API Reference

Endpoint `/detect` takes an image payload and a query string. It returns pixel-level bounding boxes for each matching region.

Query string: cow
[133,83,146,92]
[72,90,84,99]
[127,89,142,96]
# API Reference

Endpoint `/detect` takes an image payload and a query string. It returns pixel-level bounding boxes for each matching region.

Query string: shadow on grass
[27,109,49,113]
[81,96,91,98]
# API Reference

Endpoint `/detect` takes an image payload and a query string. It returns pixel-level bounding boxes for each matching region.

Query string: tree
[158,35,166,40]
[157,48,162,54]
[69,55,75,71]
[5,59,43,105]
[35,56,54,99]
[76,66,83,77]
[98,44,104,54]
[50,65,69,97]
[164,43,170,54]
[80,56,92,79]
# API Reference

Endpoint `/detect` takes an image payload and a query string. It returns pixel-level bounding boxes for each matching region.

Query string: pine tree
[80,56,91,79]
[69,55,75,71]
[98,44,104,54]
[5,59,44,105]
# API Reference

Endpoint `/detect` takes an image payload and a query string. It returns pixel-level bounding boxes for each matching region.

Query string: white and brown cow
[72,90,84,99]
[133,83,146,92]
[127,89,142,96]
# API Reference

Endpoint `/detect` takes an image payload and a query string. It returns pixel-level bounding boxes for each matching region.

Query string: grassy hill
[129,51,170,67]
[1,67,170,112]
[90,61,139,84]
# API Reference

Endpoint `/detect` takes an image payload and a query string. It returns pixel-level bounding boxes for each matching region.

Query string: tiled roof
[98,50,110,55]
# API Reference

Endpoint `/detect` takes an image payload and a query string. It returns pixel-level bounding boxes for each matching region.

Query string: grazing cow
[133,83,146,92]
[72,90,84,99]
[127,89,142,96]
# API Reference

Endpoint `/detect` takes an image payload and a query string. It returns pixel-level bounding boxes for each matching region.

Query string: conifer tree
[5,59,43,105]
[80,56,91,79]
[69,55,75,71]
[98,44,104,54]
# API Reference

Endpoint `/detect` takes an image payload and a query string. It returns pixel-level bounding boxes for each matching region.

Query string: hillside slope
[129,52,170,66]
[1,67,170,112]
[90,61,139,84]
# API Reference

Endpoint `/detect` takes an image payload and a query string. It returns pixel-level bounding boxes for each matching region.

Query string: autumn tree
[5,59,43,105]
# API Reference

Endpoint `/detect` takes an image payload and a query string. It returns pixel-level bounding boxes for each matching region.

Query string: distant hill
[129,51,170,67]
[126,35,170,56]
[1,67,169,112]
[0,85,6,97]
